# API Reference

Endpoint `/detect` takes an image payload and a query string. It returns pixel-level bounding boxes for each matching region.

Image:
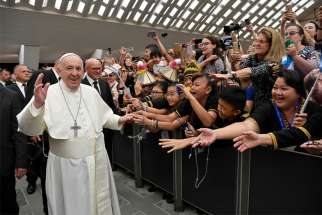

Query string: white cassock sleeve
[17,97,46,136]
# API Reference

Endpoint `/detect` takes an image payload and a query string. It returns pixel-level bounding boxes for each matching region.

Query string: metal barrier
[111,126,322,215]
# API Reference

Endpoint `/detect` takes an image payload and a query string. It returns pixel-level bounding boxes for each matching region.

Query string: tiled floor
[17,170,200,215]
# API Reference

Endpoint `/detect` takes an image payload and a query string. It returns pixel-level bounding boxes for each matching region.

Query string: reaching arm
[153,35,174,63]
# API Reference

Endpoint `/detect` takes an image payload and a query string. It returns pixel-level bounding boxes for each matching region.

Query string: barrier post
[173,129,184,211]
[133,125,143,187]
[235,150,251,215]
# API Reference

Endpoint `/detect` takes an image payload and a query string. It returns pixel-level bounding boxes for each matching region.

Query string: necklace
[59,82,82,137]
[189,146,211,189]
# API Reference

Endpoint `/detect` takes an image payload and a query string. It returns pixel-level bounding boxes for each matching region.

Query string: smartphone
[285,39,294,48]
[176,84,183,94]
[286,4,292,12]
[147,31,156,38]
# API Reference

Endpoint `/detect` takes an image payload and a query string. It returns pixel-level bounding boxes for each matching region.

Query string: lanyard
[273,103,298,129]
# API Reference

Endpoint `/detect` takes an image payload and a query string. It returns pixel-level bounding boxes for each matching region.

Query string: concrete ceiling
[0,0,319,64]
[0,6,205,63]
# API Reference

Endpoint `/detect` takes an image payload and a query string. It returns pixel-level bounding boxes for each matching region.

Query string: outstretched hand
[191,128,216,148]
[33,73,50,108]
[159,137,196,153]
[233,131,262,152]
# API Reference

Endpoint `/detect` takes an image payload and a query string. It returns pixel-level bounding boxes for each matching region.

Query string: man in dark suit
[23,63,59,215]
[82,58,116,166]
[0,83,28,215]
[0,68,13,86]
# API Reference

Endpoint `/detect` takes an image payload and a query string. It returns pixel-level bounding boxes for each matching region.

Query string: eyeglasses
[254,39,269,44]
[151,91,164,95]
[108,74,114,77]
[285,31,300,36]
[198,42,211,48]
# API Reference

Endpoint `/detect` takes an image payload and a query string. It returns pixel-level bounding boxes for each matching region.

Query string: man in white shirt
[18,53,133,215]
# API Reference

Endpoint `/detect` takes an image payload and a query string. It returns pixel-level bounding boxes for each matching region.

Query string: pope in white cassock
[17,53,132,215]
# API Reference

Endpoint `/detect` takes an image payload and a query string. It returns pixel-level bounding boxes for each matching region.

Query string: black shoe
[27,184,36,194]
[147,185,157,192]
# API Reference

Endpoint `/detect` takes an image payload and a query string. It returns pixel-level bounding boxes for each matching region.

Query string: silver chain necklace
[189,146,210,189]
[58,82,82,137]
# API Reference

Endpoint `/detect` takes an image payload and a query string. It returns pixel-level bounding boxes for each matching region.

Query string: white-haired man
[17,53,133,215]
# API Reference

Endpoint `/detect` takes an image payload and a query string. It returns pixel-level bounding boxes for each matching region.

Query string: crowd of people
[1,5,322,215]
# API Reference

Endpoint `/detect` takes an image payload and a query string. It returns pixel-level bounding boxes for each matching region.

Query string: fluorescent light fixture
[209,26,216,33]
[199,24,206,31]
[108,7,114,17]
[265,10,275,18]
[250,5,259,13]
[213,6,222,15]
[232,0,241,8]
[98,5,106,16]
[170,8,178,16]
[149,14,157,24]
[216,17,223,25]
[267,0,277,7]
[295,8,304,15]
[116,8,124,19]
[304,1,314,8]
[202,3,211,12]
[206,16,213,23]
[177,0,185,7]
[77,1,85,13]
[298,0,308,6]
[195,13,203,21]
[163,17,171,26]
[42,0,48,7]
[220,0,230,6]
[176,20,183,28]
[274,2,284,10]
[54,0,62,9]
[243,32,250,39]
[250,16,258,23]
[182,10,191,19]
[142,14,148,22]
[67,0,72,11]
[139,0,148,11]
[133,12,141,21]
[162,0,168,3]
[15,0,20,3]
[103,0,109,4]
[188,22,195,30]
[241,2,250,11]
[233,11,241,20]
[148,3,155,12]
[29,0,35,6]
[155,4,163,14]
[113,0,119,6]
[258,7,267,16]
[272,21,279,28]
[218,28,223,35]
[88,4,94,14]
[223,9,232,17]
[272,11,281,20]
[259,0,268,5]
[265,19,273,26]
[257,18,266,25]
[190,0,199,10]
[132,0,138,9]
[122,0,130,8]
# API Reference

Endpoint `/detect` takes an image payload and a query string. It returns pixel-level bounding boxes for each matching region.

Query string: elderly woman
[160,70,321,153]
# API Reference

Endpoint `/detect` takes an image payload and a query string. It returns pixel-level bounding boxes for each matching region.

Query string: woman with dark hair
[159,70,321,152]
[197,36,225,74]
[284,23,319,75]
[304,21,319,41]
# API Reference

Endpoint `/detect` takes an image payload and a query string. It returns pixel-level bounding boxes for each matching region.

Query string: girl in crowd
[284,23,319,75]
[197,36,225,74]
[134,73,218,131]
[159,70,321,153]
[214,27,285,108]
[304,21,319,42]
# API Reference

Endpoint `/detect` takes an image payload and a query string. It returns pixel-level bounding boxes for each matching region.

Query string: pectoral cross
[71,121,81,137]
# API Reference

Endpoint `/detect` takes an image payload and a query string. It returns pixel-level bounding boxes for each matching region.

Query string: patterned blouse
[197,55,225,74]
[240,55,276,107]
[297,46,320,72]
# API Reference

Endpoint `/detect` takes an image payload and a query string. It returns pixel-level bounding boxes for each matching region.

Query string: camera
[223,19,251,34]
[147,31,156,38]
[161,33,168,37]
